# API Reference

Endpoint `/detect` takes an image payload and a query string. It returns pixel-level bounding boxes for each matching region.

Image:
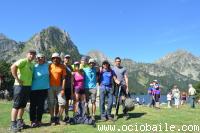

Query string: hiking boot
[31,122,38,128]
[9,121,20,133]
[123,114,129,120]
[64,116,70,123]
[17,119,25,130]
[55,117,60,125]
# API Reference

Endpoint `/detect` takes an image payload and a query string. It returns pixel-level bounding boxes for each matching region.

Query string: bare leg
[92,102,96,116]
[58,105,65,119]
[11,108,18,121]
[17,108,24,119]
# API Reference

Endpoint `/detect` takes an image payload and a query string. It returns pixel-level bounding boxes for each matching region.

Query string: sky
[0,0,200,62]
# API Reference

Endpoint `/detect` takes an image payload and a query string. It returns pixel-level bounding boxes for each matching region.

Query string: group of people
[167,84,197,109]
[147,80,197,109]
[9,50,130,132]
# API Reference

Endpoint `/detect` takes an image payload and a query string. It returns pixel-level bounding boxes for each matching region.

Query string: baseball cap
[64,54,71,58]
[51,53,60,58]
[89,58,95,64]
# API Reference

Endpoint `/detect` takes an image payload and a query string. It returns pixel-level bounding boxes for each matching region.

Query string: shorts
[13,85,31,109]
[74,88,85,95]
[48,86,66,109]
[65,87,72,100]
[85,88,97,103]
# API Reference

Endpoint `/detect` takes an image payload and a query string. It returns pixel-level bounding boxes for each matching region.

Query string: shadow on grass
[95,112,147,122]
[23,122,51,129]
[118,112,147,120]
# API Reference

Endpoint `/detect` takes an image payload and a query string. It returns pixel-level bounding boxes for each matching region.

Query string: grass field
[0,100,200,133]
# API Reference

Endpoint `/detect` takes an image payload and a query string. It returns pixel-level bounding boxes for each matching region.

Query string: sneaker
[9,121,20,133]
[17,119,25,130]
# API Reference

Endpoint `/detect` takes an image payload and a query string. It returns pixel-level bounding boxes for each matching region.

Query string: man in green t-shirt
[10,50,36,132]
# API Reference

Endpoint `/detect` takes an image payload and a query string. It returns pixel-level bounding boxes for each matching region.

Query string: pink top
[73,71,84,89]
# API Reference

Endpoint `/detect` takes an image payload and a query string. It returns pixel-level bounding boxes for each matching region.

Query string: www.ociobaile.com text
[97,123,200,132]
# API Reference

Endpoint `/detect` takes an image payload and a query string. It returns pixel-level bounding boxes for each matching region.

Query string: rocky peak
[155,49,200,80]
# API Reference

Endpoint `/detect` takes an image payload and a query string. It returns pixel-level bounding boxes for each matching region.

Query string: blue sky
[1,0,200,62]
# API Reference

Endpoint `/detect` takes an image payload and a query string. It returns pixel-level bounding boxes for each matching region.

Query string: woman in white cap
[30,53,49,127]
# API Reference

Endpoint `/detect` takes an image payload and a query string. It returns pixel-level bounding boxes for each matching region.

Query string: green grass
[1,100,200,133]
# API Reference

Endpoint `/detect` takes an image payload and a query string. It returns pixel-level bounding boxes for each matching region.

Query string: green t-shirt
[14,58,35,86]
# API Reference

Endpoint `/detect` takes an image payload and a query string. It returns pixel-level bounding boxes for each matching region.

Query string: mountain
[155,50,200,81]
[0,27,81,62]
[0,33,24,61]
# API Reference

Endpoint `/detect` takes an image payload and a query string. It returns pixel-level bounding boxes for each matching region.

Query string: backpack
[124,94,135,111]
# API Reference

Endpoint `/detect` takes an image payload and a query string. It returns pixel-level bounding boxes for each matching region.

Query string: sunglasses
[38,57,44,59]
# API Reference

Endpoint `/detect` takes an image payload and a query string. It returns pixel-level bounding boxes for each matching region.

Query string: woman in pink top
[72,61,85,113]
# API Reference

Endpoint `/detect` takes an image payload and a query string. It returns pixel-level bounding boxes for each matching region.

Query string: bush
[0,60,14,99]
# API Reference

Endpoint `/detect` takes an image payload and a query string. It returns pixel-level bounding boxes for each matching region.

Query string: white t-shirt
[167,94,172,101]
[188,87,196,96]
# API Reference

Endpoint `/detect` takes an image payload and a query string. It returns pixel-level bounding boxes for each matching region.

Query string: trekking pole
[115,85,122,115]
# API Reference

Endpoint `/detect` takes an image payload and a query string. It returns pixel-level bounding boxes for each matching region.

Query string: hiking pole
[115,85,122,116]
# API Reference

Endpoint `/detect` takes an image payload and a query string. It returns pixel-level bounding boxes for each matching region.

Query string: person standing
[181,91,187,105]
[188,84,196,108]
[152,80,160,109]
[167,91,172,108]
[48,53,66,125]
[30,53,49,127]
[83,58,98,120]
[172,85,180,109]
[72,61,86,114]
[10,50,36,132]
[99,60,120,121]
[63,54,73,122]
[112,57,129,120]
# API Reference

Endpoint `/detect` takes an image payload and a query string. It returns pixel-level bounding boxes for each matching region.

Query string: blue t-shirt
[31,63,50,90]
[100,69,116,86]
[83,67,97,89]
